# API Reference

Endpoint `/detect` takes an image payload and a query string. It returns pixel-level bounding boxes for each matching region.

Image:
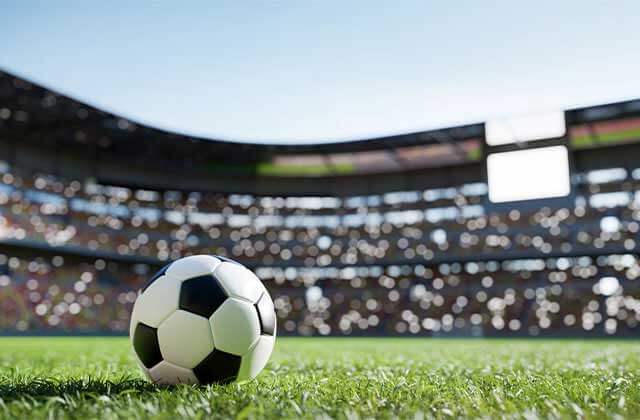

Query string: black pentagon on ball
[133,323,163,368]
[255,292,276,336]
[179,274,228,318]
[215,255,242,266]
[142,262,173,292]
[193,349,241,384]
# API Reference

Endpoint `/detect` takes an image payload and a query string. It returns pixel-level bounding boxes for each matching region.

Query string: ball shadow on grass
[0,377,172,402]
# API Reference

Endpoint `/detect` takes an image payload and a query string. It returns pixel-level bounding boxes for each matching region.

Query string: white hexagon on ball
[214,262,263,303]
[166,255,221,280]
[131,275,180,328]
[237,335,276,382]
[210,298,260,355]
[158,310,214,368]
[149,360,198,385]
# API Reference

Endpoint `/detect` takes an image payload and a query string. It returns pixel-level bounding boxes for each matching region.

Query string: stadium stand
[1,69,640,336]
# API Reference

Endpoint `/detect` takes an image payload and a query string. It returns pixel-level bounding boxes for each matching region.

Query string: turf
[0,338,639,419]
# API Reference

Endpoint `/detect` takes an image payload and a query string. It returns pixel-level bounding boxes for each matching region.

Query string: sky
[1,1,640,144]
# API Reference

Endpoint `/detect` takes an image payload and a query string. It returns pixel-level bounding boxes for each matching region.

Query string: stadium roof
[1,69,640,190]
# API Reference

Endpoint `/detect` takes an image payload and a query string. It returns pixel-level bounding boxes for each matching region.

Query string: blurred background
[1,1,640,336]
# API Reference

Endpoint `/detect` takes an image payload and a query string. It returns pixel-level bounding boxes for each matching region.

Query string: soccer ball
[129,255,276,385]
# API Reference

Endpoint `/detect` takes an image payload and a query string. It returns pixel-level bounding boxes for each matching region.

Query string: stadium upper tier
[1,69,640,195]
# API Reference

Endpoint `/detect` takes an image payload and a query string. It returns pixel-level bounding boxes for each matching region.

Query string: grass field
[0,338,639,419]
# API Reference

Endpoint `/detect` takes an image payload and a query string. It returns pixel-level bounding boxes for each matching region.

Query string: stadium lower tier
[1,251,638,336]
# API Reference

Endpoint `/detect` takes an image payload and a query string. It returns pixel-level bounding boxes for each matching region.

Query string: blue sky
[1,1,640,144]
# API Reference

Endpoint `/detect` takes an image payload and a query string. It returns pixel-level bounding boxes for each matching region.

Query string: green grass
[570,128,640,149]
[256,162,355,176]
[0,337,639,419]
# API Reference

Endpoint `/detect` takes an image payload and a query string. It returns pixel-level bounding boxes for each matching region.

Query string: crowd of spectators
[0,165,638,268]
[0,165,638,336]
[1,252,638,336]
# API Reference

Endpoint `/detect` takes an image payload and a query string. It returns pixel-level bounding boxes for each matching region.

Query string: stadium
[1,69,640,339]
[2,6,640,414]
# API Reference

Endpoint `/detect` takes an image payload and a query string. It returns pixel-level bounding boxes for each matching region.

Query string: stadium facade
[0,69,639,336]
